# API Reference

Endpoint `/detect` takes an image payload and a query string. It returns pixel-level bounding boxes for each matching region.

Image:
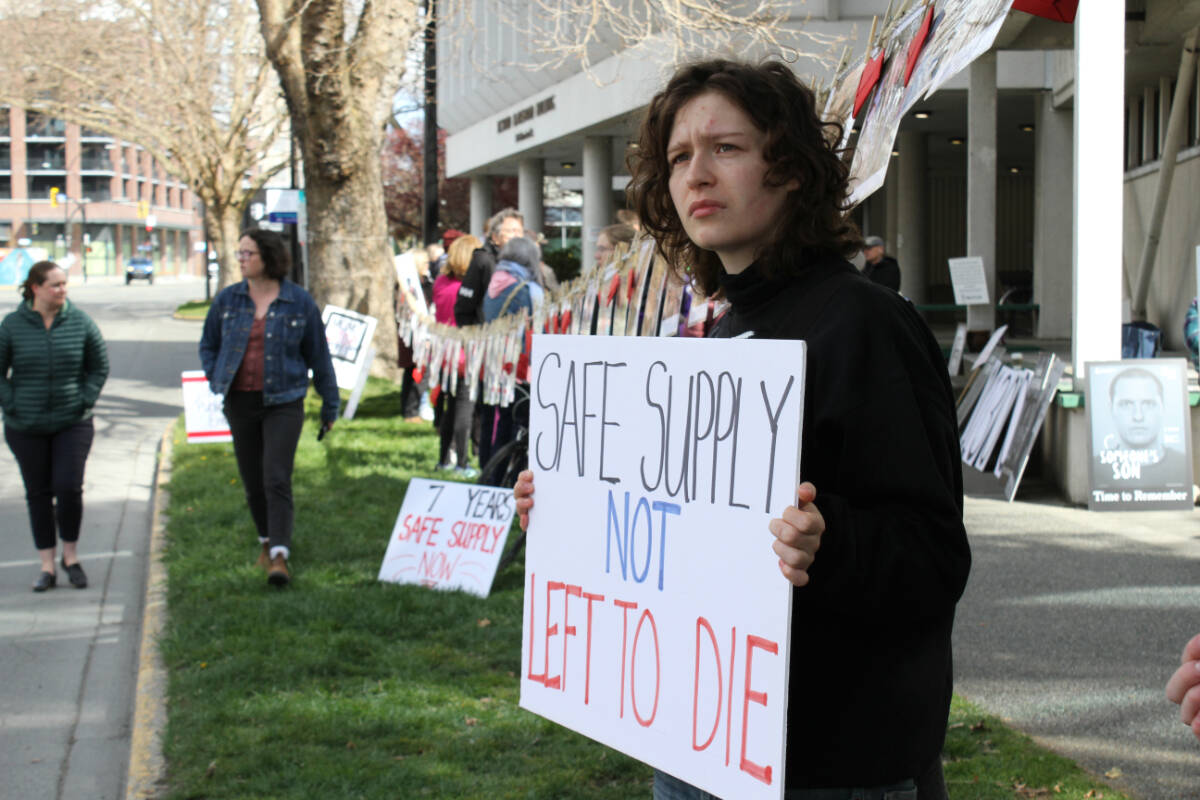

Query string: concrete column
[469,176,490,239]
[582,136,614,270]
[895,130,927,302]
[967,52,997,334]
[1072,2,1124,377]
[1032,91,1073,339]
[517,158,545,235]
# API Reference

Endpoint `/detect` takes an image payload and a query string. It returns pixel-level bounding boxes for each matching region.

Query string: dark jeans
[439,386,474,468]
[223,392,305,551]
[478,402,513,470]
[5,419,95,551]
[399,369,421,419]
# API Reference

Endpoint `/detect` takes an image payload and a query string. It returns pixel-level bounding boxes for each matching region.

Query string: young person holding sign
[515,61,969,798]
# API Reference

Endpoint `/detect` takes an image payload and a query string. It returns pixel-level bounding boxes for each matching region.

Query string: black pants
[438,386,474,468]
[223,392,305,551]
[5,419,95,551]
[399,369,421,419]
[478,402,513,471]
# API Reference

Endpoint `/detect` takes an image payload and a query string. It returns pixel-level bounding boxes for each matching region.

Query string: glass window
[25,112,65,138]
[81,143,115,171]
[81,176,111,201]
[26,143,64,170]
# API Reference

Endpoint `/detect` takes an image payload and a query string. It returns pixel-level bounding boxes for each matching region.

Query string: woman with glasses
[199,229,339,586]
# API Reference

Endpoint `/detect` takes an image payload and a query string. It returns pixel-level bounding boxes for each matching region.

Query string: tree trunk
[303,153,400,379]
[208,200,245,291]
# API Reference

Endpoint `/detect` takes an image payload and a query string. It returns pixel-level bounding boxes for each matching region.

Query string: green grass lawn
[174,299,211,320]
[160,377,1129,800]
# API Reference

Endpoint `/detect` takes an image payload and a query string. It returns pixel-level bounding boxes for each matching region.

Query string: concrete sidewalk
[0,281,201,800]
[955,486,1200,799]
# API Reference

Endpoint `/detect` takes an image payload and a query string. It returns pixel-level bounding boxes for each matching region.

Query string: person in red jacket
[433,234,482,477]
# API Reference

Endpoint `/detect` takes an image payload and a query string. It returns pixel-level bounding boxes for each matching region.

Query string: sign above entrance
[496,95,556,136]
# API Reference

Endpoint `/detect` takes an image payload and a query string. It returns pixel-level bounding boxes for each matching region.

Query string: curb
[125,422,174,800]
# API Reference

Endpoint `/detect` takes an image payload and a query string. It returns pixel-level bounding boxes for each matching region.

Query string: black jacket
[863,255,901,292]
[710,255,970,788]
[454,239,500,327]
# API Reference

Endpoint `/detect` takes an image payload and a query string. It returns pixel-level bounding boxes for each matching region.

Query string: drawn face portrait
[1110,372,1163,449]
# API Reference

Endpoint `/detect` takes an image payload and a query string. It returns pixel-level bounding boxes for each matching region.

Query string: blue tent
[0,249,34,286]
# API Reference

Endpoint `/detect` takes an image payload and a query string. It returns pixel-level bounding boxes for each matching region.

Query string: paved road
[955,486,1200,799]
[0,277,207,800]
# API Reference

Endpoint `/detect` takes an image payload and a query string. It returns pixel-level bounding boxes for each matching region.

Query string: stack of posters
[958,351,1065,500]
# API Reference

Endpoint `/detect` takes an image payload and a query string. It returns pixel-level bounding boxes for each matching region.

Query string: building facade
[439,1,1200,356]
[0,108,203,281]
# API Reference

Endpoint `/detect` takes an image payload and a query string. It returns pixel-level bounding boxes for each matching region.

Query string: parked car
[126,257,154,285]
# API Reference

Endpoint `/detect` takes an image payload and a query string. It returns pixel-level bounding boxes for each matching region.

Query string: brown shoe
[267,554,290,586]
[255,543,271,570]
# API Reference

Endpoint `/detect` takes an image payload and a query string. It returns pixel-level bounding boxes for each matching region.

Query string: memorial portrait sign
[1087,359,1193,510]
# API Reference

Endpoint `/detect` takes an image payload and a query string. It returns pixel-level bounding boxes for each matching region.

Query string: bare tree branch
[0,0,291,287]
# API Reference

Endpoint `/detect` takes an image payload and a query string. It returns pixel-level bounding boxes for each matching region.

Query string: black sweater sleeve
[454,249,493,327]
[798,281,969,624]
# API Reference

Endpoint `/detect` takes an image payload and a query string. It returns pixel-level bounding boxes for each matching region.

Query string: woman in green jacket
[0,261,109,591]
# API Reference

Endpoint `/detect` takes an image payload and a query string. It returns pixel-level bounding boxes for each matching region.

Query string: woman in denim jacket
[199,229,339,586]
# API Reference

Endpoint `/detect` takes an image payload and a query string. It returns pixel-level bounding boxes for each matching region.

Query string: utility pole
[422,0,438,247]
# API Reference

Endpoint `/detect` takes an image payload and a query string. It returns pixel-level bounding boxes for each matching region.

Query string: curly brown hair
[627,59,862,296]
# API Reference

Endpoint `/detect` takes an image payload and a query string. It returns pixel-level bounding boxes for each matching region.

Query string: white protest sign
[378,478,514,596]
[322,305,378,419]
[180,371,231,443]
[521,334,804,800]
[322,305,378,389]
[948,256,990,306]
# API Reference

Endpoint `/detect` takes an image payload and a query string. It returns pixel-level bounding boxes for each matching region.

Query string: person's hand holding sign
[769,482,824,587]
[515,469,824,588]
[514,469,535,531]
[1166,632,1200,741]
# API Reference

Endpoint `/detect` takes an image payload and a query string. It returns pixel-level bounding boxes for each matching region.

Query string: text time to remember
[520,335,806,800]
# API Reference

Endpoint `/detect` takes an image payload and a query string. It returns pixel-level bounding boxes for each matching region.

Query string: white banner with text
[520,334,805,800]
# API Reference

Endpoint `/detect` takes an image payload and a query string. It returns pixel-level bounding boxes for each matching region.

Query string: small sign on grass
[378,478,515,597]
[180,371,231,443]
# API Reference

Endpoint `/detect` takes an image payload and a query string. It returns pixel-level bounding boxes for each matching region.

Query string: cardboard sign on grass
[180,371,231,443]
[520,334,805,800]
[378,478,514,597]
[322,305,378,391]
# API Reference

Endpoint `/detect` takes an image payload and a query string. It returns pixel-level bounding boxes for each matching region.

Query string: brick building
[0,108,202,281]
